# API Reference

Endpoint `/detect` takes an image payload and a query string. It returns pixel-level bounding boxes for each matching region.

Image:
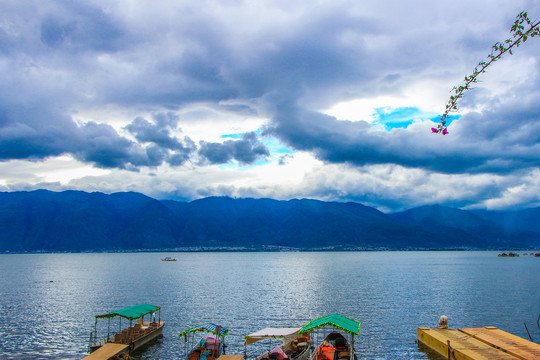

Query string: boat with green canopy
[299,314,360,360]
[89,303,164,354]
[179,323,230,360]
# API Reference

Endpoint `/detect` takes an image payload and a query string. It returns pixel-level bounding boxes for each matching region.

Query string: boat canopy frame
[299,314,360,360]
[299,314,360,336]
[244,327,302,346]
[179,323,229,359]
[95,304,161,321]
[179,323,230,338]
[90,303,161,350]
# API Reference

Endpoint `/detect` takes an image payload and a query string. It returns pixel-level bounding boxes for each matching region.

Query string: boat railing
[90,321,162,350]
[89,331,111,349]
[252,337,310,360]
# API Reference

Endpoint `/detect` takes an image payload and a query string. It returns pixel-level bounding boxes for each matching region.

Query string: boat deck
[81,343,129,360]
[216,355,245,360]
[417,327,540,360]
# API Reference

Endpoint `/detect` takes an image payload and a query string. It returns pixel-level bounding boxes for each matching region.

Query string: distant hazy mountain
[472,207,540,235]
[389,205,540,249]
[1,190,539,252]
[0,190,181,251]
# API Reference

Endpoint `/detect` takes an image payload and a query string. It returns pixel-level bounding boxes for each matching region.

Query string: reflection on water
[0,251,539,360]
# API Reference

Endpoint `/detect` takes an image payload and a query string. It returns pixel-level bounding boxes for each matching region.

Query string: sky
[1,0,540,212]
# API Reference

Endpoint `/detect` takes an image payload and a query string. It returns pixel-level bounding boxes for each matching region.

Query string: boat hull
[310,332,355,360]
[253,337,310,360]
[131,322,164,352]
[90,321,164,354]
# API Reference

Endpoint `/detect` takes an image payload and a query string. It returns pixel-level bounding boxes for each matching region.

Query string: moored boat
[299,314,360,360]
[88,303,164,354]
[244,327,310,360]
[162,256,177,261]
[179,323,229,360]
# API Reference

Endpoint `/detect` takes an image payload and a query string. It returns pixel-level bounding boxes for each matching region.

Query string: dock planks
[81,343,129,360]
[459,327,540,360]
[417,327,519,360]
[216,355,245,360]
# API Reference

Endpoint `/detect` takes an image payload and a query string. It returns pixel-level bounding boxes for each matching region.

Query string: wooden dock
[81,343,129,360]
[417,327,540,360]
[216,355,245,360]
[459,327,540,360]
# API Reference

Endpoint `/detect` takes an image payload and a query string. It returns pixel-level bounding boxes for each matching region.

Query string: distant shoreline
[2,247,538,255]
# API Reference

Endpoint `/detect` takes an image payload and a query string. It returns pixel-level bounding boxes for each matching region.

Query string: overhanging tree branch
[432,11,540,135]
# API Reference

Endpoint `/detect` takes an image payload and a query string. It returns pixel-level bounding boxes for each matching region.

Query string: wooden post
[215,326,222,355]
[447,340,455,360]
[94,317,98,344]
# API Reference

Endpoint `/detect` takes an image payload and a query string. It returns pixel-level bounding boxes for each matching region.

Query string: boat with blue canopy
[179,323,230,360]
[89,303,164,354]
[299,314,360,360]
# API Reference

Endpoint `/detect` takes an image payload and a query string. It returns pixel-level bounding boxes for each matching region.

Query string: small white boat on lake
[161,256,177,261]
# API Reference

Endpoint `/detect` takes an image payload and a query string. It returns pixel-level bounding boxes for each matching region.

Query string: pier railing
[89,322,161,350]
[89,331,113,349]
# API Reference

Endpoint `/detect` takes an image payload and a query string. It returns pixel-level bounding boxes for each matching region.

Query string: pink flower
[442,128,448,135]
[431,128,438,133]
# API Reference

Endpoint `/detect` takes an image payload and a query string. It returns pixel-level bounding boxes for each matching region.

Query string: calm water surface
[0,251,539,360]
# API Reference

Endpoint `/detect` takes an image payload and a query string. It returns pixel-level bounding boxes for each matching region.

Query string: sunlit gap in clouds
[325,101,460,131]
[370,107,460,131]
[216,137,296,171]
[322,79,460,131]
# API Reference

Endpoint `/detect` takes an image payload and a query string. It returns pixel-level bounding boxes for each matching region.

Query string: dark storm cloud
[124,112,197,166]
[39,3,124,51]
[0,101,195,169]
[265,81,540,174]
[0,103,77,160]
[0,103,140,169]
[40,18,75,48]
[198,132,269,165]
[216,10,383,105]
[126,113,185,150]
[73,121,140,168]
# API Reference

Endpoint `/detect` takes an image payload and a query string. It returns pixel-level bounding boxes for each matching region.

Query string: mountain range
[1,190,539,252]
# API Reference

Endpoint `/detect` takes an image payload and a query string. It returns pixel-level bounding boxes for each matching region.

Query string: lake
[0,251,539,360]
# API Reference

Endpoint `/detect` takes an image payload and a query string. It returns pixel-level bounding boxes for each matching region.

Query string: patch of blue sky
[219,132,293,155]
[217,163,238,170]
[216,137,294,171]
[431,114,460,126]
[371,106,459,130]
[220,133,242,139]
[220,128,263,140]
[262,137,294,154]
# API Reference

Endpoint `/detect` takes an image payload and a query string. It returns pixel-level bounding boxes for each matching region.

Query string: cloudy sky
[1,0,540,212]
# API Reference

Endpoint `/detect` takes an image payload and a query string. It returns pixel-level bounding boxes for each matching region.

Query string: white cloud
[323,78,451,123]
[0,156,110,186]
[177,104,267,143]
